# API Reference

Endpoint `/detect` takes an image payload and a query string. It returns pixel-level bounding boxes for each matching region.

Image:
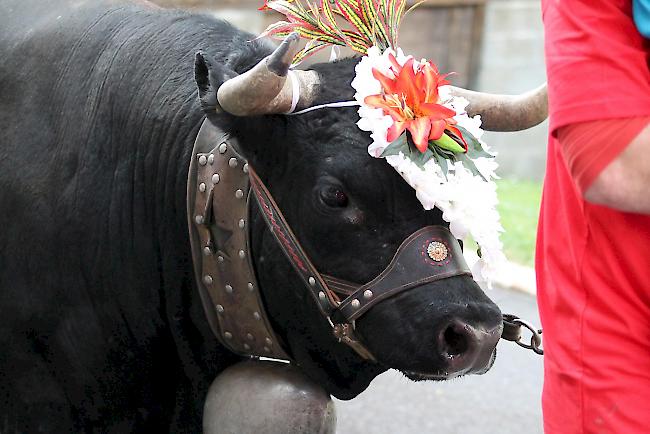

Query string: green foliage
[456,125,494,159]
[463,179,541,267]
[496,179,542,267]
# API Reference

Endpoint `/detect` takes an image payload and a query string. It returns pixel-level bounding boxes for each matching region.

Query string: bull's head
[194,34,546,399]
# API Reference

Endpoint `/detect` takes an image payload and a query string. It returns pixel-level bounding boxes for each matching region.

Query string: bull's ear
[194,51,230,114]
[194,51,283,168]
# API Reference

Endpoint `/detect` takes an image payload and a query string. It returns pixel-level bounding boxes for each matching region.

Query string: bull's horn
[217,33,320,116]
[449,84,548,131]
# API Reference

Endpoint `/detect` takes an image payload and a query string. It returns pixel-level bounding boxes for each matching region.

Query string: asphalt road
[334,286,543,434]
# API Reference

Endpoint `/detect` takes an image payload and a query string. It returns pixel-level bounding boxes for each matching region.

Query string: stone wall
[477,0,547,181]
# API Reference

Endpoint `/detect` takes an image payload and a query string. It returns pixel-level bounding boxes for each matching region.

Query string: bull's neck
[140,104,203,255]
[111,89,204,284]
[95,11,211,267]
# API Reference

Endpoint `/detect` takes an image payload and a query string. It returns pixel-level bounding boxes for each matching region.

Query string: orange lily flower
[364,53,467,153]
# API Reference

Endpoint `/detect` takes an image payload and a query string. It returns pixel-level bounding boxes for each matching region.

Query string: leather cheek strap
[334,226,472,323]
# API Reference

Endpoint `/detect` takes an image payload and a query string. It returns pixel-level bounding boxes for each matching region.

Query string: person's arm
[584,122,650,213]
[557,117,650,214]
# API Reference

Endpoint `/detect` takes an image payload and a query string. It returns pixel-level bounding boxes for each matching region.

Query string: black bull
[0,0,503,432]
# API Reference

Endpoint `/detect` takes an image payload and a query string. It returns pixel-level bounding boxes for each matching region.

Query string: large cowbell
[203,360,336,434]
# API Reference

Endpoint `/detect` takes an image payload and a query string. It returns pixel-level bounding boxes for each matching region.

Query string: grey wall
[477,0,547,181]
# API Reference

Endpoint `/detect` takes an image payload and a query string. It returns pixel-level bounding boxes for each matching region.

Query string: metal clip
[333,323,377,362]
[502,314,544,356]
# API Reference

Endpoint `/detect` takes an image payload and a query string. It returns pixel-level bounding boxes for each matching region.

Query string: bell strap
[188,120,289,360]
[248,168,340,318]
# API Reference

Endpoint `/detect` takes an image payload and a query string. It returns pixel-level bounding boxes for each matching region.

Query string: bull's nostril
[443,324,469,356]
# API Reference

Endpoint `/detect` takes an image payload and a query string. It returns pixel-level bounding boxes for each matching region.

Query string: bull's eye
[320,186,349,208]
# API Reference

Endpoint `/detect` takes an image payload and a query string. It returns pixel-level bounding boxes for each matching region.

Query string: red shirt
[538,1,650,433]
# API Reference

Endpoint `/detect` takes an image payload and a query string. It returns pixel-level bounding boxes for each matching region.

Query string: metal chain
[502,313,544,356]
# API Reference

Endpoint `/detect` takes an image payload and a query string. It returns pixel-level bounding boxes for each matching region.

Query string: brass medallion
[427,241,448,262]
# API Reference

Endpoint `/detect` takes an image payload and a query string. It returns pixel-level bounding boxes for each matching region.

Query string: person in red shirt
[538,0,650,432]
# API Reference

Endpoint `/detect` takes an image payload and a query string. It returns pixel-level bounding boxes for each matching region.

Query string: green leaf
[405,136,418,160]
[335,0,373,42]
[437,148,457,160]
[456,125,495,159]
[292,40,330,65]
[322,0,345,38]
[269,1,319,27]
[411,147,434,169]
[360,0,389,46]
[383,133,435,169]
[456,153,488,182]
[431,147,449,180]
[380,133,408,157]
[258,20,297,39]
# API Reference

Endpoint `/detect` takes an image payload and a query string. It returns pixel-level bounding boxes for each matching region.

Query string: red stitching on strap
[251,178,308,273]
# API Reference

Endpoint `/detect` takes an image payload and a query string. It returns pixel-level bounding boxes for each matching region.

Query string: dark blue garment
[634,0,650,38]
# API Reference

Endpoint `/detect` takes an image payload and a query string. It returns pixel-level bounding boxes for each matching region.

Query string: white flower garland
[351,47,506,286]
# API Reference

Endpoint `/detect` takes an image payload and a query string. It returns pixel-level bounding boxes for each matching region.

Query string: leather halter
[188,119,473,362]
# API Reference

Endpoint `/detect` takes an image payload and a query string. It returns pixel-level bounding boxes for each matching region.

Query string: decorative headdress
[244,0,546,286]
